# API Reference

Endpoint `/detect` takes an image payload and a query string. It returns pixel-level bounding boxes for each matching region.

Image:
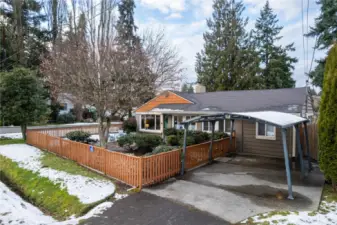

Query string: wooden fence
[26,130,233,188]
[300,123,319,160]
[30,123,122,137]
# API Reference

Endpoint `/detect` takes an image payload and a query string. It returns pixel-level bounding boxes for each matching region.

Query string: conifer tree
[253,1,297,88]
[196,0,261,92]
[318,43,337,191]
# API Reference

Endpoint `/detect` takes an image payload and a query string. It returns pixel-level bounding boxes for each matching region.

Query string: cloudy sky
[134,0,327,88]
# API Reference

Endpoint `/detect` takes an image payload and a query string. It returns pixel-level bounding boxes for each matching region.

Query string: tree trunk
[20,124,27,140]
[333,180,337,192]
[74,103,83,121]
[98,116,111,149]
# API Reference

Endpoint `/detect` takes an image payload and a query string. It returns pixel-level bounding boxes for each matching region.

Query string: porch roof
[181,111,309,128]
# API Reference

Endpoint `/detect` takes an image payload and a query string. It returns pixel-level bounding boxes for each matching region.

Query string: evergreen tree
[307,0,336,88]
[187,85,194,93]
[0,0,49,71]
[196,0,261,92]
[253,1,297,88]
[181,83,194,93]
[116,0,141,50]
[318,44,337,191]
[0,67,49,140]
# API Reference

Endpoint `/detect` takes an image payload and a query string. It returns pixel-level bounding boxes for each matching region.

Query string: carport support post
[229,119,235,151]
[281,128,294,200]
[295,124,306,178]
[180,124,188,176]
[303,122,312,172]
[209,121,215,163]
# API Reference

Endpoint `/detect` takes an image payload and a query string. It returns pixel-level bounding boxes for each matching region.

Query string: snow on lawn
[0,144,115,204]
[0,133,23,139]
[0,180,127,225]
[242,199,337,225]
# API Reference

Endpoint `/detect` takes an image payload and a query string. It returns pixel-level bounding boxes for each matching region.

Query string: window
[218,120,232,133]
[185,116,196,130]
[60,103,67,111]
[140,115,161,131]
[202,121,214,132]
[256,122,276,140]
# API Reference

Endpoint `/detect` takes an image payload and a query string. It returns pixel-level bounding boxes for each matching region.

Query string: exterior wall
[136,91,192,112]
[234,120,243,152]
[240,120,293,158]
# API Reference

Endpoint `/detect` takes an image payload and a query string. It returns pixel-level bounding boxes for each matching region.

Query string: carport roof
[181,111,309,128]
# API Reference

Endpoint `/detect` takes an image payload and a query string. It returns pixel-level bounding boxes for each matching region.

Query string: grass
[41,151,108,180]
[0,138,25,145]
[0,155,97,220]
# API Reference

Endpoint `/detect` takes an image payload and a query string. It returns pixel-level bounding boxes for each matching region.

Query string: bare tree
[142,28,185,91]
[42,0,154,147]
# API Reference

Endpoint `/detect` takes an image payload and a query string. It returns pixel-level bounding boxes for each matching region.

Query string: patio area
[144,156,325,224]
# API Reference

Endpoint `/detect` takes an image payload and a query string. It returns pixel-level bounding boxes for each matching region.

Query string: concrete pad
[144,159,324,224]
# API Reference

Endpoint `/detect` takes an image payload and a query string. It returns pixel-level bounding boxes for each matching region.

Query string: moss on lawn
[0,138,25,145]
[0,154,96,220]
[41,151,108,180]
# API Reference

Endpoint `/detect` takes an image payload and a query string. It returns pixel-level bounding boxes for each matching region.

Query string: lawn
[0,138,25,145]
[241,184,337,225]
[0,155,89,220]
[41,151,108,180]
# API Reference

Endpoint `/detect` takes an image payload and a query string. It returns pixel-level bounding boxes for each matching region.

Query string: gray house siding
[238,120,293,158]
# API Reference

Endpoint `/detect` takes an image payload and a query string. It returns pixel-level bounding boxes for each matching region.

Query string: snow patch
[0,144,115,204]
[0,133,23,139]
[242,199,337,225]
[0,181,117,225]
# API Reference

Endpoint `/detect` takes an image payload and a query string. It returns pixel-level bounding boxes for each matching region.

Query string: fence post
[139,157,143,189]
[208,121,215,162]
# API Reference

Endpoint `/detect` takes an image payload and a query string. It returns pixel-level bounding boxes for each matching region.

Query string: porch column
[281,128,294,200]
[295,124,306,178]
[209,121,216,163]
[229,119,235,151]
[180,124,188,176]
[303,122,312,172]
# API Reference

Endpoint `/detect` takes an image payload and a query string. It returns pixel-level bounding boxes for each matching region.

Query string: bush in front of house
[164,128,177,136]
[213,131,229,140]
[152,145,178,154]
[123,117,137,134]
[179,136,196,146]
[117,134,136,151]
[166,135,179,146]
[191,131,210,144]
[56,112,76,124]
[117,133,163,152]
[65,131,91,143]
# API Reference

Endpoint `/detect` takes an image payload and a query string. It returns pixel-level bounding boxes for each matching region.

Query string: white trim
[139,114,162,133]
[255,122,276,140]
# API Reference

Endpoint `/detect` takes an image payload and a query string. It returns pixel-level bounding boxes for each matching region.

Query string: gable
[136,91,193,112]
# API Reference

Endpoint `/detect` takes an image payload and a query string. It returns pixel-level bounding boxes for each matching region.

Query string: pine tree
[318,44,337,191]
[196,0,261,92]
[181,83,194,93]
[116,0,141,50]
[0,0,49,70]
[253,1,297,89]
[307,0,337,88]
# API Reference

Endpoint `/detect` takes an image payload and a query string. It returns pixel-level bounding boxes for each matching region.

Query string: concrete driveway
[144,157,325,224]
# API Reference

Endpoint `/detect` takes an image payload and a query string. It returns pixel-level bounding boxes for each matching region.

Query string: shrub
[123,117,137,134]
[117,133,162,152]
[56,112,76,124]
[65,131,91,143]
[134,134,162,151]
[191,131,209,144]
[164,128,177,136]
[152,145,178,154]
[179,136,195,146]
[167,135,179,146]
[117,134,136,151]
[213,131,229,140]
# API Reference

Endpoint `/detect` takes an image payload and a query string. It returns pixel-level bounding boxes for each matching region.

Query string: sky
[134,0,327,88]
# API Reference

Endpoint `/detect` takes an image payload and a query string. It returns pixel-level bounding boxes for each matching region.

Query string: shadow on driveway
[83,192,229,225]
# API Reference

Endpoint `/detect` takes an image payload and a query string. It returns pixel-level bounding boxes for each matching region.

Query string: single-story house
[135,85,314,159]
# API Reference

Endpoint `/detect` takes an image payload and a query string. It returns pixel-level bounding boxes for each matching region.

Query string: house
[135,85,314,158]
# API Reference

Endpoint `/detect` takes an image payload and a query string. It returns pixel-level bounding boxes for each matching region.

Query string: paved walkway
[83,192,228,225]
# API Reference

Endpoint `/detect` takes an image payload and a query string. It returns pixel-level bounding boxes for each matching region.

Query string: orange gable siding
[136,91,192,112]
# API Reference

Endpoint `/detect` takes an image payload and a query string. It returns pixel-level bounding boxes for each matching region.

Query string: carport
[181,111,312,200]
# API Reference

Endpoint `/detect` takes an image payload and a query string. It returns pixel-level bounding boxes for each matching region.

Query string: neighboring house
[57,93,75,115]
[135,85,314,159]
